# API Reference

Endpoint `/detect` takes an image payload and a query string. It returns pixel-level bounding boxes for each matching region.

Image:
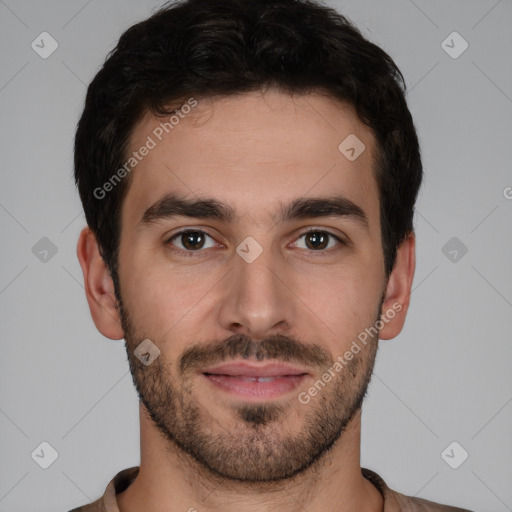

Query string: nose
[216,241,296,340]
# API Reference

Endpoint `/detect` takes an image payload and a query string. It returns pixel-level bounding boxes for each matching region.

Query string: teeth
[238,376,278,382]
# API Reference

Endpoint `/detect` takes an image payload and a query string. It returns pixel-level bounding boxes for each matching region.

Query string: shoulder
[361,468,475,512]
[67,466,139,512]
[67,498,104,512]
[391,492,476,512]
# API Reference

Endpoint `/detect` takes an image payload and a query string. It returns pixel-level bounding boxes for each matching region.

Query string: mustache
[179,333,333,375]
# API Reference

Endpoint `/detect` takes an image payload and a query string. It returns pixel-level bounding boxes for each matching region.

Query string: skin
[77,89,415,512]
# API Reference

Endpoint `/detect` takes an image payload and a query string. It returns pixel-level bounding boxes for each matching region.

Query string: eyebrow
[139,192,369,231]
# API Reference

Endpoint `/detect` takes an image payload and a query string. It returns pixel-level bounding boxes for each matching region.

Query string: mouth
[201,361,311,400]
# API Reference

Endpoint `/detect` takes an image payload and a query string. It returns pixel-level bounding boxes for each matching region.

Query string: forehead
[121,89,380,231]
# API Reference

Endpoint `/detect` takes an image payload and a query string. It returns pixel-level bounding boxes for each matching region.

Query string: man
[71,0,474,510]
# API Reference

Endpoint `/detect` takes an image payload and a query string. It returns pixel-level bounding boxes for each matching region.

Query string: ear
[76,227,124,340]
[378,231,416,340]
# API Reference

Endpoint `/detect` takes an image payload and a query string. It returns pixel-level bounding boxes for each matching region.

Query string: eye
[293,229,345,252]
[166,228,345,259]
[166,229,217,256]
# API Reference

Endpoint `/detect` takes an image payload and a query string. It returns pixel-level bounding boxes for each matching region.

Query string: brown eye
[305,231,329,250]
[294,230,344,252]
[167,230,216,254]
[180,231,206,250]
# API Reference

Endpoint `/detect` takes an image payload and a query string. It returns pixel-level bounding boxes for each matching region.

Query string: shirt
[68,466,474,512]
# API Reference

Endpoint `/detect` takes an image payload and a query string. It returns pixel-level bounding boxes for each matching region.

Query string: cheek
[118,259,221,333]
[292,267,382,350]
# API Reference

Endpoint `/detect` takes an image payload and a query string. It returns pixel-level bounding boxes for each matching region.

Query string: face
[115,89,388,482]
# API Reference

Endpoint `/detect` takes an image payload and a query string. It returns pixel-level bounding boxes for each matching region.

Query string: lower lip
[202,373,308,399]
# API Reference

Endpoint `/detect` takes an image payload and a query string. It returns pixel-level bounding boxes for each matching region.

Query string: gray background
[1,0,511,510]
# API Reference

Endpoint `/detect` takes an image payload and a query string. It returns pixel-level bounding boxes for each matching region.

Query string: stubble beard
[117,292,382,483]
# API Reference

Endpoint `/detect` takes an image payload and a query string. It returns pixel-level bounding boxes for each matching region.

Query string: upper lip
[202,361,310,378]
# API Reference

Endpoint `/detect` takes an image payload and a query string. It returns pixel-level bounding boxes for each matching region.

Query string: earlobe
[76,227,124,340]
[378,231,416,340]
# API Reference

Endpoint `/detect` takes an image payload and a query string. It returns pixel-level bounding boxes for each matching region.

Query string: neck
[117,404,382,512]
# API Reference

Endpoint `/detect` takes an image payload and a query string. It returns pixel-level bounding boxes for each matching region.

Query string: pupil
[183,231,204,250]
[307,232,327,250]
[180,232,328,251]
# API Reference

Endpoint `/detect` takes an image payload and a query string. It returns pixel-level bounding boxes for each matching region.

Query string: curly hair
[74,0,423,280]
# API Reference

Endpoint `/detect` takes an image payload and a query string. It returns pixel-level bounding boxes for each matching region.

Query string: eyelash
[165,228,346,259]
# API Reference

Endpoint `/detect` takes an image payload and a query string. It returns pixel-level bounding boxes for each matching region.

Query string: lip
[202,361,310,378]
[201,361,311,400]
